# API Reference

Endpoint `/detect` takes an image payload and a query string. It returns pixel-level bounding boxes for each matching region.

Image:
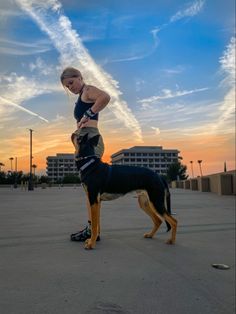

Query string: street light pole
[9,157,14,171]
[14,157,18,189]
[28,129,34,191]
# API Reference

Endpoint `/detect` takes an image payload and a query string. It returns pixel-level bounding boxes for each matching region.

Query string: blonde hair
[60,67,83,105]
[60,67,82,84]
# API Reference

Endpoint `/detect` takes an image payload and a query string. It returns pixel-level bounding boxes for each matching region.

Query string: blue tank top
[74,94,99,122]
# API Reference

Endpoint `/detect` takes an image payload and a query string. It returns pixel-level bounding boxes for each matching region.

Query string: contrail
[138,87,209,104]
[170,0,205,23]
[0,96,49,123]
[15,0,143,141]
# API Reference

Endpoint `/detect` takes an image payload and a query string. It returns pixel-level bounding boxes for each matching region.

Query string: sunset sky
[0,0,235,177]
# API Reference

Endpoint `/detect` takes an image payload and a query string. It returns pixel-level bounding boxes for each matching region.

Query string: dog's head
[71,132,100,158]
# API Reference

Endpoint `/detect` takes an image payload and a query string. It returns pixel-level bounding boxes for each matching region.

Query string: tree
[62,174,80,184]
[0,171,24,184]
[0,171,7,184]
[38,175,50,184]
[166,161,188,182]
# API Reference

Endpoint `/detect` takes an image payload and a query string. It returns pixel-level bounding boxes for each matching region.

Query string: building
[46,153,77,183]
[111,146,180,175]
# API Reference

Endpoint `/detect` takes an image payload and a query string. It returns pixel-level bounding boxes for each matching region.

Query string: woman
[60,67,110,241]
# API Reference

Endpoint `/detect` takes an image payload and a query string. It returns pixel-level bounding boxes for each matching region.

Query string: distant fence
[0,183,82,189]
[171,170,236,195]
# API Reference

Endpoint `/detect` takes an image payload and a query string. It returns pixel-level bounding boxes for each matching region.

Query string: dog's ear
[89,134,100,146]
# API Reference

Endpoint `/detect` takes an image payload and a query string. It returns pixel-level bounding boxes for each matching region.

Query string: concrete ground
[0,186,235,314]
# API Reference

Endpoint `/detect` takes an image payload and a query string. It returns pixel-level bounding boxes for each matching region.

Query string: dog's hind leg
[163,214,177,244]
[85,201,100,249]
[97,201,101,237]
[164,189,171,232]
[138,192,162,238]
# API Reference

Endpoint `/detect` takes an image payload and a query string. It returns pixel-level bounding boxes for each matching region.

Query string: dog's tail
[161,177,172,232]
[164,189,172,232]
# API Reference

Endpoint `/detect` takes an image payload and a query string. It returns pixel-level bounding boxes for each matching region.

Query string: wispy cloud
[170,0,205,23]
[104,27,159,63]
[138,87,208,104]
[100,1,205,65]
[15,0,143,141]
[219,37,235,87]
[151,127,161,136]
[151,1,205,34]
[0,96,49,122]
[0,38,52,55]
[162,65,185,76]
[0,72,57,103]
[0,8,23,18]
[213,36,235,131]
[0,71,62,123]
[149,0,205,46]
[29,56,59,75]
[137,37,235,139]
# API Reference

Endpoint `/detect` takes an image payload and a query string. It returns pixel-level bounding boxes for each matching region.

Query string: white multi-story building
[46,153,77,183]
[111,146,179,175]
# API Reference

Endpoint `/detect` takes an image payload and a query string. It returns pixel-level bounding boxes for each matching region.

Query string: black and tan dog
[72,133,177,249]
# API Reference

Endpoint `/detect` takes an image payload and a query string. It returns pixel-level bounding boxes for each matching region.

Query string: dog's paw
[144,233,153,238]
[166,239,175,245]
[84,239,95,250]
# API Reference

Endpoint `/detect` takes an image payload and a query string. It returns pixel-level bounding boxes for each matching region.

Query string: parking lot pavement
[0,186,235,314]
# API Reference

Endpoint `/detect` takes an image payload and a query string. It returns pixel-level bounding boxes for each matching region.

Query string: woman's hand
[77,116,90,128]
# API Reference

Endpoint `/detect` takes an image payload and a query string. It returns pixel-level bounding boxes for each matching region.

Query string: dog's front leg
[85,202,100,250]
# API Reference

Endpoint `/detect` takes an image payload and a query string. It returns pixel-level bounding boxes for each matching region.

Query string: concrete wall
[171,170,236,195]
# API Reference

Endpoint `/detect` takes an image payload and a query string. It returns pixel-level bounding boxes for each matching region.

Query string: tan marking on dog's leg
[85,202,100,250]
[86,197,92,221]
[138,192,162,238]
[163,214,177,244]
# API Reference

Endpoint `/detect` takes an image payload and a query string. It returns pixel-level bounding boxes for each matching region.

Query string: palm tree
[190,161,194,178]
[9,157,14,171]
[197,160,203,177]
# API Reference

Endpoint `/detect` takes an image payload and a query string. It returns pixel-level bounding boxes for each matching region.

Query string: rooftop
[111,146,180,157]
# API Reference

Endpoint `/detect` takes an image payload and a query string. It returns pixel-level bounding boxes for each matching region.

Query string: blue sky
[0,0,235,175]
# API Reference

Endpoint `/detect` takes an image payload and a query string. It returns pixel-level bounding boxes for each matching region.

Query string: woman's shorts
[71,127,104,158]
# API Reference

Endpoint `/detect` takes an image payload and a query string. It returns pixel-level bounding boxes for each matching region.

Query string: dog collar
[79,158,96,172]
[76,155,96,162]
